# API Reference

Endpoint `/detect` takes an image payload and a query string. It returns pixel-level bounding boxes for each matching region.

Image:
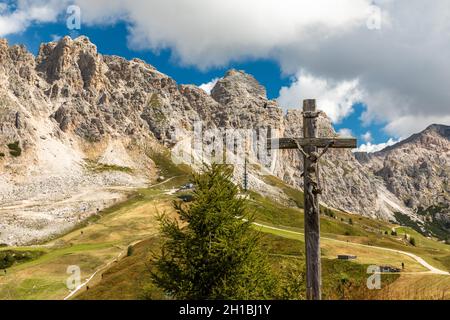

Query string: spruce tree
[151,164,275,299]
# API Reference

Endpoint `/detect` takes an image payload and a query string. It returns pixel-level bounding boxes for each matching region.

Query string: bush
[151,164,275,299]
[7,141,22,157]
[409,237,416,246]
[0,250,43,269]
[391,230,398,236]
[322,207,335,218]
[0,152,5,158]
[348,218,353,225]
[273,258,306,300]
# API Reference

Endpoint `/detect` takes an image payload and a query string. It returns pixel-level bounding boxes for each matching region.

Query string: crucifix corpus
[267,99,357,300]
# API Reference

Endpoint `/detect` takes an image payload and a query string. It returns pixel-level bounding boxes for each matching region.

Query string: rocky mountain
[0,36,448,245]
[355,124,449,209]
[355,124,450,237]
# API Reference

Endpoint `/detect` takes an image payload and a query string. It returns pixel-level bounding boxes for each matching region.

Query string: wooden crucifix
[267,99,357,300]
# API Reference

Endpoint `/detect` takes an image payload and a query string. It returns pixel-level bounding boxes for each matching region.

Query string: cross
[267,99,357,300]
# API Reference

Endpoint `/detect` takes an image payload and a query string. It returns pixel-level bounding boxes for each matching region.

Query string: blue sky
[2,1,449,152]
[5,20,387,148]
[7,21,292,98]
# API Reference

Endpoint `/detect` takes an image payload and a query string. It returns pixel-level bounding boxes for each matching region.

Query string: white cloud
[1,0,450,137]
[384,115,450,138]
[0,0,63,37]
[355,138,401,153]
[50,34,61,42]
[338,128,354,138]
[361,131,372,143]
[277,70,362,123]
[199,78,220,95]
[68,0,372,68]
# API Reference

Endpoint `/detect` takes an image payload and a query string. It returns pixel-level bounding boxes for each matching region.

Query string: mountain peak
[423,124,450,139]
[36,34,101,88]
[211,69,267,105]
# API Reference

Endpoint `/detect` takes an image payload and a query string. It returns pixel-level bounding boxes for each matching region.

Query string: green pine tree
[151,164,275,299]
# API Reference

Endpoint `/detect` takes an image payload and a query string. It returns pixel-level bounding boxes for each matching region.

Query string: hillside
[2,36,448,247]
[0,149,448,299]
[1,157,448,300]
[355,124,450,239]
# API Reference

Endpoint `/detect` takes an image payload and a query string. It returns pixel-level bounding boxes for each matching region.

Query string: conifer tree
[151,164,275,299]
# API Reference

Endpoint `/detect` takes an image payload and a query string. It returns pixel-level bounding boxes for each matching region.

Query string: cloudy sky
[1,0,449,152]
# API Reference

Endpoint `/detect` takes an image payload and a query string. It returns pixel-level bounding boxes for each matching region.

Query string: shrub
[151,164,275,299]
[409,237,416,246]
[0,250,43,269]
[7,141,22,157]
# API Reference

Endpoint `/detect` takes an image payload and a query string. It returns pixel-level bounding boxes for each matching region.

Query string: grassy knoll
[0,149,190,300]
[249,187,450,273]
[76,236,165,300]
[0,188,171,300]
[253,224,426,272]
[146,149,192,189]
[77,232,399,300]
[373,273,450,300]
[0,160,448,300]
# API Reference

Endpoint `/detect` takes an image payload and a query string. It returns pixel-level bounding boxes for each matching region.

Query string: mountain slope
[355,124,450,237]
[0,36,448,244]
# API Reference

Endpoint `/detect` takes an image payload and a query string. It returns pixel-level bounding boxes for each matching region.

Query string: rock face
[0,36,448,244]
[356,124,450,210]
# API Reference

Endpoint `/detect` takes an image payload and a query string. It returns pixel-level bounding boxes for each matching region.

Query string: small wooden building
[337,255,357,260]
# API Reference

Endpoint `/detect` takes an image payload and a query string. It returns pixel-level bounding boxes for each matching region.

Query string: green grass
[395,210,450,241]
[0,278,68,300]
[144,149,192,190]
[148,93,162,109]
[84,159,133,173]
[77,237,165,300]
[248,191,368,237]
[76,231,399,300]
[1,155,449,300]
[418,205,450,240]
[0,250,44,269]
[248,187,450,272]
[261,175,304,208]
[248,191,304,228]
[148,149,192,178]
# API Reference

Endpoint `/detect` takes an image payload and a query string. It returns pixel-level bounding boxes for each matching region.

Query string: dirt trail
[252,222,450,275]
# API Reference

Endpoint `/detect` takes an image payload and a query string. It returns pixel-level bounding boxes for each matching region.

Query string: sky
[1,0,449,152]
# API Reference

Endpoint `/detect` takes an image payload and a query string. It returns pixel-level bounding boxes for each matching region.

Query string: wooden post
[303,99,321,300]
[266,99,357,301]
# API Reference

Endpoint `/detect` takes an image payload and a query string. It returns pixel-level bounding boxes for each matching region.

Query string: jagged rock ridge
[0,36,448,244]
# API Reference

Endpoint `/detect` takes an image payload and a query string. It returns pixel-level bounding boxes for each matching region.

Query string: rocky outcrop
[0,36,448,244]
[356,124,450,211]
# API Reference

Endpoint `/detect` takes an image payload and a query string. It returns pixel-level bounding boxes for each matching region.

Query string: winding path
[64,209,449,300]
[252,222,450,275]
